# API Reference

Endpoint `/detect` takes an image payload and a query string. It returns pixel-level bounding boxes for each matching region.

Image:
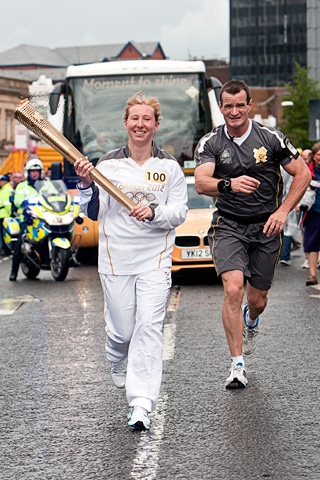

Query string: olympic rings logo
[125,192,156,205]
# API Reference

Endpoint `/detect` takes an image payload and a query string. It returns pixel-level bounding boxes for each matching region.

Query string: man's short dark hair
[220,80,251,106]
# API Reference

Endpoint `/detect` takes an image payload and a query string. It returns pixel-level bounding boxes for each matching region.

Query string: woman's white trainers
[110,362,127,389]
[127,406,150,430]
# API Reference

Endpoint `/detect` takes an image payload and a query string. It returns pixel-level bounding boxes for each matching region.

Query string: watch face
[225,180,230,187]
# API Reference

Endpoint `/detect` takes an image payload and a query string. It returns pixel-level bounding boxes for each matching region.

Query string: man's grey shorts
[208,212,282,290]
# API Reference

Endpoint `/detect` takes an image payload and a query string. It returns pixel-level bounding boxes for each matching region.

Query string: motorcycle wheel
[51,247,70,281]
[21,256,41,279]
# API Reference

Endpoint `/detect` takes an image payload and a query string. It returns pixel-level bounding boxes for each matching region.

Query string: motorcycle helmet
[24,156,44,182]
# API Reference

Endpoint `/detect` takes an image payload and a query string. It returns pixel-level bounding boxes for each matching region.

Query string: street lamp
[281,101,294,107]
[257,92,292,127]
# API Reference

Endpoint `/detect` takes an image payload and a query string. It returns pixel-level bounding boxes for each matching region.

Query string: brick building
[0,42,166,165]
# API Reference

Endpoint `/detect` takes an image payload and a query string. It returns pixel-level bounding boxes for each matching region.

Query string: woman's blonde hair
[123,91,162,122]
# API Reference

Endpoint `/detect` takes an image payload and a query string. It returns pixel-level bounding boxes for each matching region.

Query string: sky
[0,0,229,61]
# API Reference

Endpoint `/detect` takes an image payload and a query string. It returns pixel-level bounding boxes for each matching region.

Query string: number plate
[181,248,211,259]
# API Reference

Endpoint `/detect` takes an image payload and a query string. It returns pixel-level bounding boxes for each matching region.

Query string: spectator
[300,142,320,285]
[279,168,300,266]
[300,149,313,268]
[301,149,312,165]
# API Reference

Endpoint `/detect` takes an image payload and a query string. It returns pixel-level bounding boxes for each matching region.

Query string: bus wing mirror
[206,77,224,127]
[206,77,222,103]
[49,83,66,115]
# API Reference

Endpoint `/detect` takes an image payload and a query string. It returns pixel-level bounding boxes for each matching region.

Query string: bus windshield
[64,72,210,168]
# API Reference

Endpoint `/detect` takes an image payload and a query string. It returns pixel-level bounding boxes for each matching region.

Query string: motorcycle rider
[9,157,43,281]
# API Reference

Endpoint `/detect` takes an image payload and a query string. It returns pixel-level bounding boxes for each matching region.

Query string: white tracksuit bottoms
[99,269,171,412]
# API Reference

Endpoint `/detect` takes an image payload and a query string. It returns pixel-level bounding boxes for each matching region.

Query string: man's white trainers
[225,363,248,389]
[110,361,127,389]
[128,406,150,430]
[242,303,259,355]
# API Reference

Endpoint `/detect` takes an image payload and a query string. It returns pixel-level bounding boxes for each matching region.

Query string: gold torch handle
[14,99,135,211]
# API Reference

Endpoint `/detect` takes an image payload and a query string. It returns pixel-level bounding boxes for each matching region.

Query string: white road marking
[129,288,181,479]
[162,324,177,361]
[129,394,168,479]
[0,295,40,315]
[166,286,181,312]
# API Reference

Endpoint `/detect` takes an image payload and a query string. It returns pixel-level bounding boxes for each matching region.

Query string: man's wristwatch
[217,179,232,195]
[147,203,159,221]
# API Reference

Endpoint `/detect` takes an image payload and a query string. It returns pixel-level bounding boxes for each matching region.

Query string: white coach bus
[49,59,224,186]
[48,59,224,247]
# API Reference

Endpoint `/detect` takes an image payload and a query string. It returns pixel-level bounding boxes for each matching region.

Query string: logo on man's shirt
[253,146,267,164]
[220,149,232,164]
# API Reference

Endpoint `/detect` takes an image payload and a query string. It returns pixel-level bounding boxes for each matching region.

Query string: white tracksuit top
[78,144,188,275]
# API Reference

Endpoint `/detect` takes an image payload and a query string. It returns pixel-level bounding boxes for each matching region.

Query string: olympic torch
[14,99,135,211]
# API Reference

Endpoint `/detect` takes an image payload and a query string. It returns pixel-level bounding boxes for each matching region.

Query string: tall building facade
[229,0,307,87]
[307,0,320,84]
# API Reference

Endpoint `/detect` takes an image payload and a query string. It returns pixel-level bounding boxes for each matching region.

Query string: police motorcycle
[3,178,82,281]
